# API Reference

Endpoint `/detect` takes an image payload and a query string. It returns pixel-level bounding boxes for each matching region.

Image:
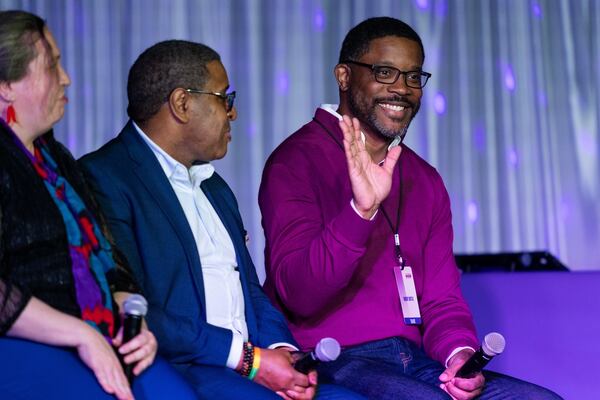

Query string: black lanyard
[313,117,406,268]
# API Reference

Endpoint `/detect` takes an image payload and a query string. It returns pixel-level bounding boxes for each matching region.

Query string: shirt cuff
[225,332,245,369]
[350,199,378,221]
[268,342,299,351]
[445,346,476,368]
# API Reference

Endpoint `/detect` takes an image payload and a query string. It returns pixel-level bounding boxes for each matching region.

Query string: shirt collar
[318,104,402,152]
[132,121,211,186]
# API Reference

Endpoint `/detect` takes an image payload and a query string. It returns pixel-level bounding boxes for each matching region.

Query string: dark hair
[127,40,221,122]
[0,10,47,83]
[339,17,425,64]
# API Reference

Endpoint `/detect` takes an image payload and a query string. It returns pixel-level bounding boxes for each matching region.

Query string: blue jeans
[0,337,196,399]
[316,337,563,400]
[178,363,366,399]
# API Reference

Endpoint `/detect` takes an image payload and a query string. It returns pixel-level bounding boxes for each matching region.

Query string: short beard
[347,87,420,141]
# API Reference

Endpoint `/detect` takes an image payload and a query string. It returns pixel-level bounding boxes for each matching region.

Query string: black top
[0,125,139,335]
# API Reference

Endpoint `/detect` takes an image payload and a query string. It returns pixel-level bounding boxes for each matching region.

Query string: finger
[276,391,294,400]
[111,365,133,400]
[382,145,402,173]
[133,357,151,376]
[94,370,116,396]
[119,331,149,354]
[453,375,485,392]
[287,387,316,400]
[124,343,151,364]
[291,369,310,386]
[113,326,124,347]
[307,370,318,385]
[351,117,362,141]
[445,381,482,400]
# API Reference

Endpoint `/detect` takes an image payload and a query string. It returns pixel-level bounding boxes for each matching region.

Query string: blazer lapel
[201,178,259,336]
[119,122,206,310]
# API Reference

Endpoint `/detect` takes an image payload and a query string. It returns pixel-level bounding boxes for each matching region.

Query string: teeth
[379,103,405,111]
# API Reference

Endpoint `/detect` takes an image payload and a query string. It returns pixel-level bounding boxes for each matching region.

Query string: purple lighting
[415,0,429,10]
[276,71,289,94]
[532,2,542,18]
[467,201,478,223]
[508,148,519,167]
[313,8,325,31]
[503,65,516,92]
[538,91,548,108]
[433,92,446,115]
[473,124,486,153]
[247,123,257,138]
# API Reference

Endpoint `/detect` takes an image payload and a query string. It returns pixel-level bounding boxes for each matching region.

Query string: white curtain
[3,0,598,276]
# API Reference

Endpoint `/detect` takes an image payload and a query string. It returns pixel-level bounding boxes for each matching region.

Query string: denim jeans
[316,337,563,400]
[178,362,366,399]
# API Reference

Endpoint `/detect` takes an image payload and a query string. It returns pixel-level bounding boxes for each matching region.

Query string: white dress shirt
[134,122,246,368]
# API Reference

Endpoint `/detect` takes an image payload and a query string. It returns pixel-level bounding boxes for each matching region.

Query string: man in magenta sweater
[259,17,561,400]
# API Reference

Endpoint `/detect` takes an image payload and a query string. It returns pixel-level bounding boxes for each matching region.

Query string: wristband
[248,347,261,380]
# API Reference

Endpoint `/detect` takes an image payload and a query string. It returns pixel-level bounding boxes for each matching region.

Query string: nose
[387,72,410,95]
[228,106,237,121]
[59,63,71,87]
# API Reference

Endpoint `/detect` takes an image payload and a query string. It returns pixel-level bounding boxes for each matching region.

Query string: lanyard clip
[394,234,405,269]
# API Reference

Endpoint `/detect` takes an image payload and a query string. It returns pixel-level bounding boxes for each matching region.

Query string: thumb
[113,325,124,347]
[382,145,402,173]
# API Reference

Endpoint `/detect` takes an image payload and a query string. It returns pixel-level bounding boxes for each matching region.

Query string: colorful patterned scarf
[12,130,116,340]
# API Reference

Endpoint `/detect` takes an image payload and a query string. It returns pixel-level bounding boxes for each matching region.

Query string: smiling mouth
[379,103,405,112]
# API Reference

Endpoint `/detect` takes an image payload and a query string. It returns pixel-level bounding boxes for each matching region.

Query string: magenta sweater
[259,108,478,364]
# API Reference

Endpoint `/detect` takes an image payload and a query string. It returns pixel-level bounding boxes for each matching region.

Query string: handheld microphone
[456,332,506,378]
[294,337,341,374]
[122,294,148,383]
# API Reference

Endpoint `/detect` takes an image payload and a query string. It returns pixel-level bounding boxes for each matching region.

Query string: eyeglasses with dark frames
[343,60,432,89]
[185,89,236,112]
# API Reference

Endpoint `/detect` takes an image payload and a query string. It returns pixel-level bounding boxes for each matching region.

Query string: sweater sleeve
[0,206,32,335]
[418,172,479,363]
[259,159,376,320]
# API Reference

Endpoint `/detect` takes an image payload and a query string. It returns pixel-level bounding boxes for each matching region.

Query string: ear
[0,81,15,103]
[334,63,351,92]
[168,88,191,123]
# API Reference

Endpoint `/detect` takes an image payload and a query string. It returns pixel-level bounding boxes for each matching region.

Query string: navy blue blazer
[79,121,296,367]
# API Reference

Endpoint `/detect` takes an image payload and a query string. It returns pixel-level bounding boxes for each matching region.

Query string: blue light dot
[504,66,515,91]
[467,201,478,223]
[508,148,519,167]
[277,71,289,94]
[247,123,257,138]
[473,124,486,152]
[415,0,428,10]
[533,2,542,18]
[313,8,325,31]
[433,92,446,115]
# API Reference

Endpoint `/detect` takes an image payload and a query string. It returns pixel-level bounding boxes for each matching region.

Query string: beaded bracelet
[239,341,254,377]
[248,347,261,380]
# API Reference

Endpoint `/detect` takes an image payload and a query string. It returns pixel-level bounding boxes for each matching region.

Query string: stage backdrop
[2,0,598,278]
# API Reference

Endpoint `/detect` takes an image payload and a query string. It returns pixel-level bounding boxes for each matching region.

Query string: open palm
[340,115,402,219]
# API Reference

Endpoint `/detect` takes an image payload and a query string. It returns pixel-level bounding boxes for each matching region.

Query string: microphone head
[482,332,506,357]
[314,337,341,362]
[123,294,148,317]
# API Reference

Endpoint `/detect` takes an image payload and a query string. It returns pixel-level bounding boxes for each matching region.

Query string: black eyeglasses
[185,89,236,112]
[343,60,431,89]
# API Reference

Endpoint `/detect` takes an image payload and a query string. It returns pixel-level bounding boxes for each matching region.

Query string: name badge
[393,266,421,325]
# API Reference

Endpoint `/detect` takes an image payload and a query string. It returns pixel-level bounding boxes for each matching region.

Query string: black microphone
[294,337,341,374]
[456,332,506,378]
[122,294,148,383]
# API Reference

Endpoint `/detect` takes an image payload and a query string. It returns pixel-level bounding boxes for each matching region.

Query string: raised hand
[340,115,402,219]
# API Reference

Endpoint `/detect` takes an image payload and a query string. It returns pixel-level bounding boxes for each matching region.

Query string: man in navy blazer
[80,41,362,400]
